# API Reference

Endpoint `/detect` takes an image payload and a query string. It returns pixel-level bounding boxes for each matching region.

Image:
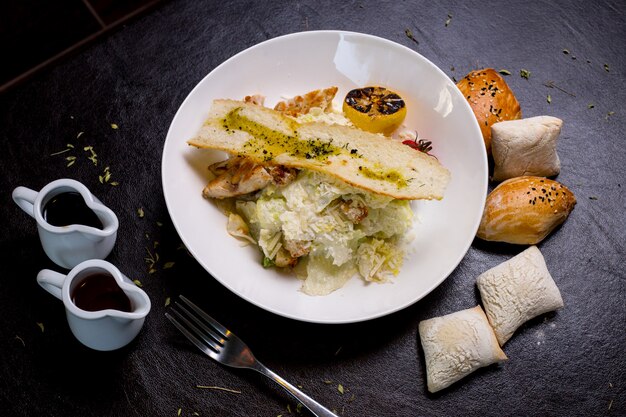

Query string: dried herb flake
[445,14,452,27]
[520,69,531,79]
[338,384,345,394]
[196,385,241,394]
[133,279,143,287]
[137,208,145,218]
[543,80,576,97]
[83,146,97,166]
[547,94,552,104]
[404,29,419,44]
[36,322,44,332]
[145,247,158,272]
[111,123,119,129]
[498,69,511,75]
[164,262,175,269]
[100,166,116,185]
[604,63,610,72]
[50,144,74,156]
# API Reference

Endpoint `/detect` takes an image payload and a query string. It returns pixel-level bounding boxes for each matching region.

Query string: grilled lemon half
[343,87,407,135]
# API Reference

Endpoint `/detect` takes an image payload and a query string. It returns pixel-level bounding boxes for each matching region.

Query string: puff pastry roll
[491,116,563,182]
[419,306,507,393]
[477,246,564,346]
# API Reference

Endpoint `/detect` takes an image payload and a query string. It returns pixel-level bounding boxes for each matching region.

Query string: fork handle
[254,362,339,417]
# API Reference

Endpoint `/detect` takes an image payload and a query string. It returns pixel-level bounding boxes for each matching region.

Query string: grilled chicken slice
[283,239,311,258]
[204,157,272,199]
[265,165,298,186]
[274,86,338,116]
[274,247,298,268]
[207,156,242,176]
[244,94,265,106]
[339,199,369,224]
[204,157,298,199]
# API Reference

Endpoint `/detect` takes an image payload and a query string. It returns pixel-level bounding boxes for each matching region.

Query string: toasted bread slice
[188,99,450,200]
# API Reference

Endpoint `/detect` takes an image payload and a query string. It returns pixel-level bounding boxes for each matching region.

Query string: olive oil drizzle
[223,108,343,162]
[358,166,407,188]
[222,107,408,188]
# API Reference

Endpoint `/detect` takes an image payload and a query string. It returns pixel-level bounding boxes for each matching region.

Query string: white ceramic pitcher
[13,178,118,269]
[37,259,151,351]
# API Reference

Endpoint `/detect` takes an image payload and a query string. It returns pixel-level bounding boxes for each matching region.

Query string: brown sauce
[43,192,103,229]
[71,272,132,312]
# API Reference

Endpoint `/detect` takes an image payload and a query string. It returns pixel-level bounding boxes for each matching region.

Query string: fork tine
[173,301,225,347]
[179,295,229,338]
[165,311,220,358]
[167,305,222,353]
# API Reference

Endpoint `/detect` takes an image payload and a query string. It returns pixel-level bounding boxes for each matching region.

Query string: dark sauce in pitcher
[43,192,103,229]
[71,272,132,312]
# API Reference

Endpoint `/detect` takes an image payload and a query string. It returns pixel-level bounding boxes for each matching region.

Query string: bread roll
[491,116,563,182]
[188,99,450,200]
[419,306,507,393]
[476,246,564,346]
[477,176,576,244]
[456,68,522,154]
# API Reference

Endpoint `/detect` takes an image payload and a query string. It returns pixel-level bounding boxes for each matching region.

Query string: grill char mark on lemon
[343,87,407,135]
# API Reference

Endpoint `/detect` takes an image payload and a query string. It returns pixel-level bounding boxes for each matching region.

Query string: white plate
[162,31,487,324]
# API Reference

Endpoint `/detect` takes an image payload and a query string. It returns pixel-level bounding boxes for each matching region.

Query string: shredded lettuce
[301,254,356,296]
[230,169,413,295]
[357,199,413,238]
[356,238,404,282]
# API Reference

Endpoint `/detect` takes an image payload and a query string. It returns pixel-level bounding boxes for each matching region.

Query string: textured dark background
[1,1,624,416]
[0,0,163,91]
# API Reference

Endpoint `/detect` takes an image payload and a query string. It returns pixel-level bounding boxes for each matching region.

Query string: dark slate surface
[0,1,624,416]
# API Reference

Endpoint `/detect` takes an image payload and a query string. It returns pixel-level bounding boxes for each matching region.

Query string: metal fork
[165,295,339,417]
